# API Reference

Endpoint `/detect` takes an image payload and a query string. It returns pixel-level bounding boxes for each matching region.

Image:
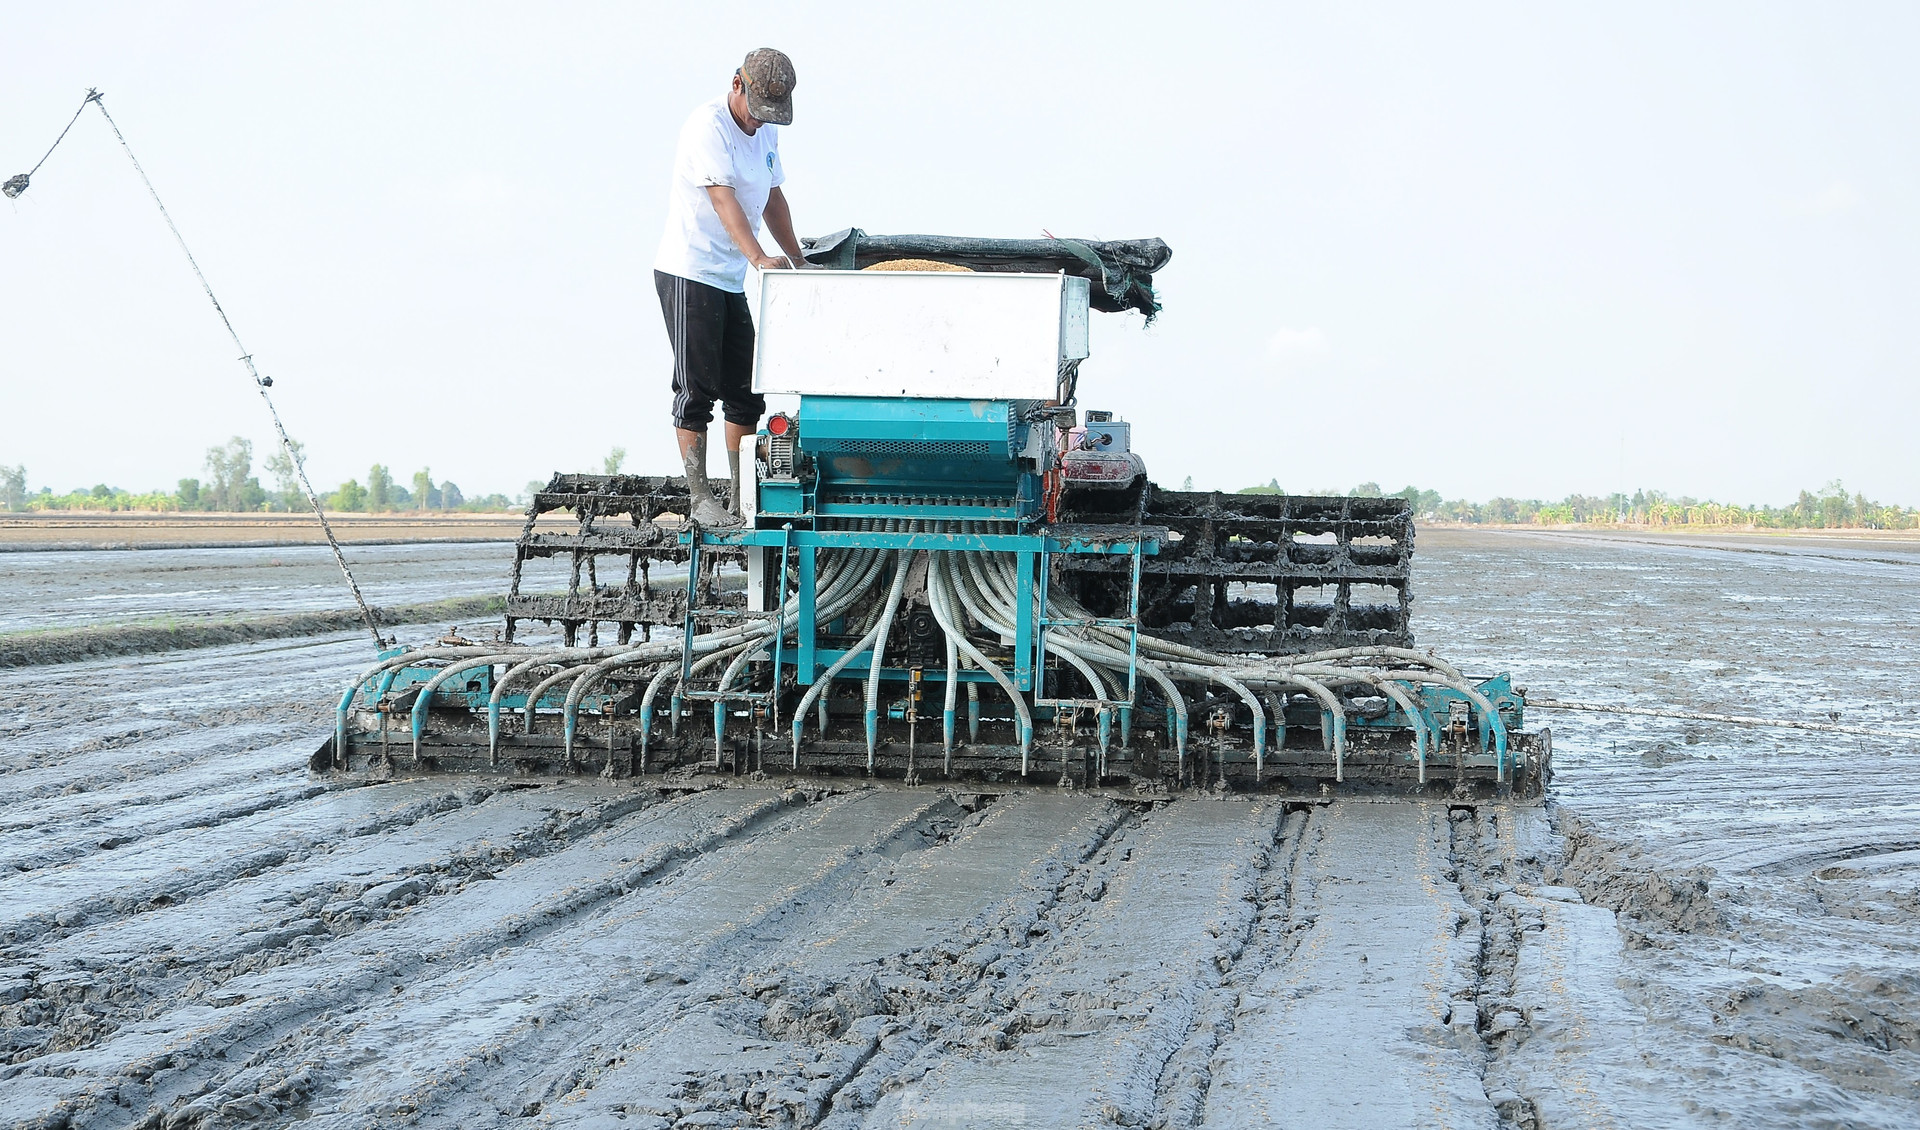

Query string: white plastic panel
[746,546,768,611]
[754,270,1077,398]
[1060,275,1091,361]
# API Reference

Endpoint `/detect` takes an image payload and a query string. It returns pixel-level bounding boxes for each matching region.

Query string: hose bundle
[336,522,1507,783]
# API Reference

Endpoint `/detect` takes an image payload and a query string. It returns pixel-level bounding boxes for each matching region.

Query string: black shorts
[655,270,765,430]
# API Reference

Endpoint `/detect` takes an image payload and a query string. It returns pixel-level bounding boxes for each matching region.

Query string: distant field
[1425,521,1920,542]
[0,511,570,550]
[1421,523,1920,568]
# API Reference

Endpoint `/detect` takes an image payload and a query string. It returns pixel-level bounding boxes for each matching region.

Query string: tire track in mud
[468,794,1305,1130]
[1150,804,1315,1128]
[3,782,1576,1130]
[1,785,802,1130]
[804,794,1137,1128]
[406,791,1132,1129]
[408,795,1478,1130]
[0,641,352,803]
[281,787,976,1128]
[0,781,660,1066]
[1445,805,1574,1130]
[0,721,237,798]
[0,740,339,875]
[0,693,162,769]
[0,779,492,946]
[1197,800,1495,1129]
[759,792,1136,1128]
[1,730,305,818]
[848,796,1306,1129]
[0,699,333,801]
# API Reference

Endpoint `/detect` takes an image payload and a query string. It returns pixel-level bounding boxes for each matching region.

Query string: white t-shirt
[653,95,785,293]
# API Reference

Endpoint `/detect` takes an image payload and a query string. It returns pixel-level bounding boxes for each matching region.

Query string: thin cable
[2,88,101,199]
[90,95,387,651]
[35,90,100,173]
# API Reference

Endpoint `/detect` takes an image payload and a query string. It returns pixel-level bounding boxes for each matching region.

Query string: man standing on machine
[653,48,807,528]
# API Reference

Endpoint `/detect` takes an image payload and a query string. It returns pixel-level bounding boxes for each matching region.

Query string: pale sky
[4,2,1916,505]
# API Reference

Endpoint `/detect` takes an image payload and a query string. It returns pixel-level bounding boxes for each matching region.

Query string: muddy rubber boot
[726,446,744,520]
[682,433,741,528]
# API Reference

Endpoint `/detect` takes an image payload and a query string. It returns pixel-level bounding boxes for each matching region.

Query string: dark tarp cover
[800,230,1171,319]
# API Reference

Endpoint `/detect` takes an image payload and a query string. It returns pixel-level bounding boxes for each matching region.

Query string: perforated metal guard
[857,439,1005,459]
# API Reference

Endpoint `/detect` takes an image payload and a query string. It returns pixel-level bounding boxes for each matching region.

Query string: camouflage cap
[740,48,795,125]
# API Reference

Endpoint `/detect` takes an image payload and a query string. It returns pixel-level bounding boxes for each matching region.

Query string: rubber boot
[727,445,744,520]
[683,432,741,528]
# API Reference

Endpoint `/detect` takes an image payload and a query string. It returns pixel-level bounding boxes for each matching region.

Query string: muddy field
[0,514,541,552]
[0,542,514,635]
[1,528,1914,1128]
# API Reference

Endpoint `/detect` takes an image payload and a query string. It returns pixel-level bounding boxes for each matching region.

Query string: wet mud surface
[1,529,1915,1128]
[0,544,515,635]
[0,513,539,552]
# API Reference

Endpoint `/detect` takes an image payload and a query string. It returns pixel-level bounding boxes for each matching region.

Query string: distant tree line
[1,438,516,514]
[1235,480,1920,531]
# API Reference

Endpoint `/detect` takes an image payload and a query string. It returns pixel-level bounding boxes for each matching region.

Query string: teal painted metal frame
[1035,537,1145,710]
[683,527,1157,692]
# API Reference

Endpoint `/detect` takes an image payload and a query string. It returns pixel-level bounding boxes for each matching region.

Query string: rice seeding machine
[316,235,1550,795]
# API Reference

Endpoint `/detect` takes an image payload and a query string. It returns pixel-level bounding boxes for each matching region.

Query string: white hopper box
[753,269,1091,400]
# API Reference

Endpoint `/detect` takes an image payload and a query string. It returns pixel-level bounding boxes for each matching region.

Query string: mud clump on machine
[318,236,1547,796]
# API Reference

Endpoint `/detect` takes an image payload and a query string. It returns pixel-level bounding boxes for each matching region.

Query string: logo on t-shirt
[766,153,776,171]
